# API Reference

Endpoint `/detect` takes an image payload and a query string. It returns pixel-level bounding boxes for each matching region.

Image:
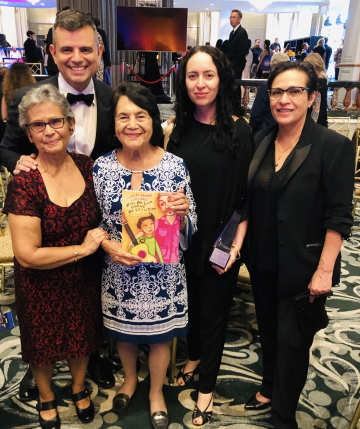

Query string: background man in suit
[324,37,333,71]
[270,37,281,51]
[44,7,71,76]
[226,9,248,79]
[0,9,116,400]
[24,31,42,64]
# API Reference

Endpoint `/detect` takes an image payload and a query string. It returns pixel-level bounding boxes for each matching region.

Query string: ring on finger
[18,159,22,165]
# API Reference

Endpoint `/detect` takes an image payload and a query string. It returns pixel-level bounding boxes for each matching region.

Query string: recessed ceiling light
[297,4,300,6]
[205,8,208,10]
[210,3,214,5]
[250,8,254,11]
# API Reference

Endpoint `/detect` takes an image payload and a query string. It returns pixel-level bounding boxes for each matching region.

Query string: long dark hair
[168,46,244,155]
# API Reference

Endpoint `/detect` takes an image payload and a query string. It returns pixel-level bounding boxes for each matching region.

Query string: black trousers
[251,269,314,429]
[186,260,241,394]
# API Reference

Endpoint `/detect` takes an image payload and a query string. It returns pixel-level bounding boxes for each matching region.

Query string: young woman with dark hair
[166,45,254,426]
[245,60,354,427]
[257,39,272,78]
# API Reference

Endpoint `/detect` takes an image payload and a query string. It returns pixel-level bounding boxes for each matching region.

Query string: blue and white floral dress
[93,150,197,344]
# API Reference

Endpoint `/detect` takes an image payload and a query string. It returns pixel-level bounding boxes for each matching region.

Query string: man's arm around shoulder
[0,87,37,173]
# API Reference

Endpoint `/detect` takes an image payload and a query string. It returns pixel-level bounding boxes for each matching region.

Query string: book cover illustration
[122,190,180,264]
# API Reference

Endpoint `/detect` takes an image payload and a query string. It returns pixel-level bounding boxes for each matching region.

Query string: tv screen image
[117,7,187,52]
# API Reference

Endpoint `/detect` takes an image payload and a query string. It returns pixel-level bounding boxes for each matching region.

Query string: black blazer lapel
[247,126,277,194]
[281,116,315,190]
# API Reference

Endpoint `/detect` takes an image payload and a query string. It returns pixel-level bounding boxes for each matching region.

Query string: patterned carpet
[0,210,359,429]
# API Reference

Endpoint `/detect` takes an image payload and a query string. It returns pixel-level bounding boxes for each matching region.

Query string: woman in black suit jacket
[245,61,354,428]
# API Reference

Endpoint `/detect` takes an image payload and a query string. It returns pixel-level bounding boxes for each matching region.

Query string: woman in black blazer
[245,61,354,428]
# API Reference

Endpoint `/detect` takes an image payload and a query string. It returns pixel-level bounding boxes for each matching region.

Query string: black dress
[169,116,254,393]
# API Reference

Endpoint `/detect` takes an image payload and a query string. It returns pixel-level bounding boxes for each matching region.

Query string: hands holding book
[168,189,190,232]
[101,240,142,266]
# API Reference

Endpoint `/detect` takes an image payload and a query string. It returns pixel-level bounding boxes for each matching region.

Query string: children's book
[122,190,180,264]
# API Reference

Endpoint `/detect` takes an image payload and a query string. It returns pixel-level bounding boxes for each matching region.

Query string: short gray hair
[53,9,98,47]
[231,9,242,18]
[271,52,290,69]
[18,84,75,129]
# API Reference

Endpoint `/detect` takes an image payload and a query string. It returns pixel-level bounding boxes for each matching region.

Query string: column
[339,0,360,103]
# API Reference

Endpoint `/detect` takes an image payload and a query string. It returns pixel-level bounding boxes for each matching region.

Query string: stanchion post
[169,63,173,100]
[121,59,125,82]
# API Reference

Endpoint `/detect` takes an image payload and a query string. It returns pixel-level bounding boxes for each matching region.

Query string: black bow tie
[66,93,94,106]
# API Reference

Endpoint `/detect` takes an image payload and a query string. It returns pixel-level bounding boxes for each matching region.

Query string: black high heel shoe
[71,388,95,424]
[176,366,195,385]
[192,393,213,427]
[36,399,61,429]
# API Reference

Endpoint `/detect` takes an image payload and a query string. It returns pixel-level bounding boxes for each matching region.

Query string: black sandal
[36,399,61,429]
[176,366,195,385]
[192,393,213,427]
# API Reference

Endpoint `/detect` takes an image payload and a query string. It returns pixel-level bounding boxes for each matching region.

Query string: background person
[257,39,272,78]
[9,46,22,59]
[250,38,262,78]
[24,31,42,64]
[1,63,36,121]
[0,8,116,403]
[304,53,328,127]
[333,42,343,81]
[242,39,253,79]
[270,37,281,51]
[324,37,332,71]
[94,83,196,429]
[300,42,309,61]
[3,84,109,429]
[245,61,354,428]
[313,38,326,62]
[226,9,248,79]
[167,46,254,426]
[250,52,290,134]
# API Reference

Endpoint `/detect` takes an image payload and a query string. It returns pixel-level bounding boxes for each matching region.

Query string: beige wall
[242,13,267,47]
[27,7,57,40]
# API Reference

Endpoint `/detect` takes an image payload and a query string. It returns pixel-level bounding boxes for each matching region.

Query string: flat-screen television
[117,7,187,52]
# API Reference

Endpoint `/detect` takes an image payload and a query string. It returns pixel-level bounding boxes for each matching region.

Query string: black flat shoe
[71,388,95,424]
[36,399,61,429]
[245,394,272,410]
[87,353,115,389]
[176,365,195,386]
[19,366,39,402]
[150,411,170,429]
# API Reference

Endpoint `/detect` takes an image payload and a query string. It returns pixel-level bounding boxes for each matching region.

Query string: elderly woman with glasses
[245,61,354,428]
[3,84,108,429]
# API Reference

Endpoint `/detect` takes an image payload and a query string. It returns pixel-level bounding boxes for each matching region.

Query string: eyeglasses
[26,117,68,133]
[268,87,309,99]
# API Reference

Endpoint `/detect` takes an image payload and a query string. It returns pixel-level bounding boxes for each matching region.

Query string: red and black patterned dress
[3,154,103,367]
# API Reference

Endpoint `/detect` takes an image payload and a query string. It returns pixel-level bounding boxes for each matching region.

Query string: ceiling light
[250,8,254,11]
[27,0,40,4]
[205,8,208,10]
[249,1,273,12]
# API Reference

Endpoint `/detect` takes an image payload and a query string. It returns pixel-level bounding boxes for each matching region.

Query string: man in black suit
[24,31,42,64]
[324,37,333,71]
[226,9,248,79]
[0,9,116,401]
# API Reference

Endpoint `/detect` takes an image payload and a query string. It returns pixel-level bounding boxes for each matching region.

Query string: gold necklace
[274,137,299,167]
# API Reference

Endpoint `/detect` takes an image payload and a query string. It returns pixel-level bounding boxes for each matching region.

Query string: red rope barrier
[126,64,175,84]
